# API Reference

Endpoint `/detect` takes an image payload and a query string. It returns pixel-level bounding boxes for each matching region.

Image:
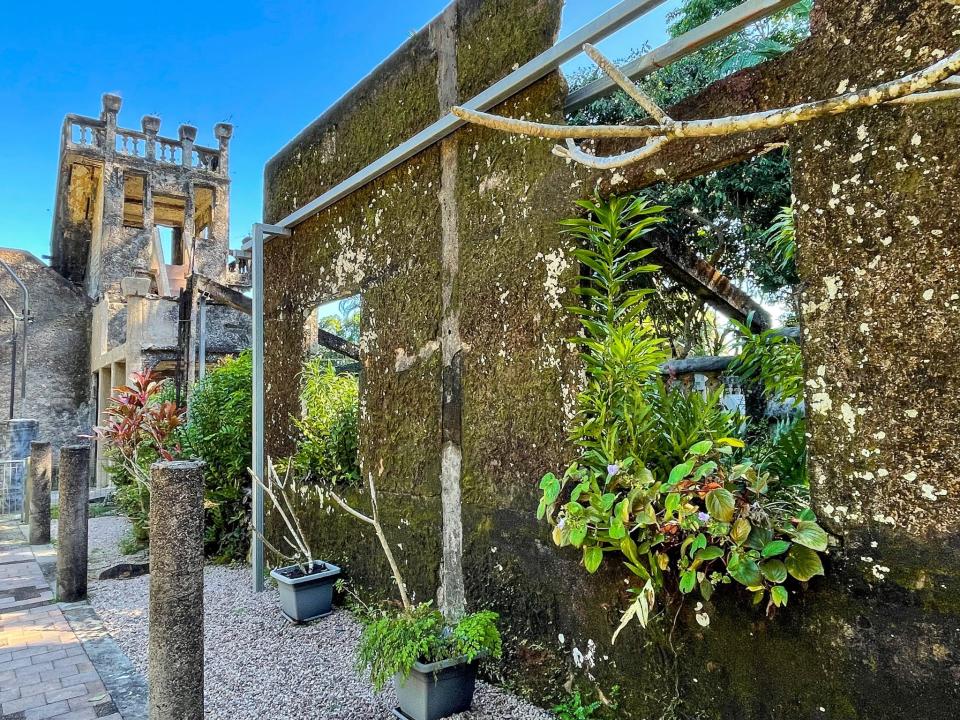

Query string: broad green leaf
[689,440,714,456]
[728,557,763,587]
[791,521,829,552]
[785,545,825,581]
[760,559,788,583]
[731,518,751,545]
[584,546,603,573]
[569,522,587,547]
[692,461,718,483]
[761,540,791,558]
[771,585,789,607]
[620,535,640,565]
[540,473,561,503]
[679,569,697,594]
[668,461,694,486]
[700,579,714,601]
[694,546,724,563]
[705,488,736,523]
[609,516,626,540]
[665,493,681,518]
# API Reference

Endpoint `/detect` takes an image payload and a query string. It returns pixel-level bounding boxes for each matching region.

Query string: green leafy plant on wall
[537,195,827,638]
[287,358,360,486]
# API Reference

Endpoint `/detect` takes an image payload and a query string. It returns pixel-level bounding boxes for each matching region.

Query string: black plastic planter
[270,562,341,623]
[392,656,477,720]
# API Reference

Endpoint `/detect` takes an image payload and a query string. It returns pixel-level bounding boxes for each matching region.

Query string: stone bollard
[56,445,90,602]
[28,441,52,545]
[148,460,205,720]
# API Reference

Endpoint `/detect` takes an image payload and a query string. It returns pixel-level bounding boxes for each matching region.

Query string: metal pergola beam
[252,0,670,238]
[566,0,799,112]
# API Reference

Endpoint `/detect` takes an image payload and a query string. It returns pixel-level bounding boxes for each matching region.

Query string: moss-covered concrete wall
[262,0,960,717]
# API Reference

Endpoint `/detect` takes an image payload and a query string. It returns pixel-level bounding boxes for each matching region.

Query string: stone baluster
[148,460,205,720]
[28,441,52,545]
[56,445,90,603]
[214,122,233,176]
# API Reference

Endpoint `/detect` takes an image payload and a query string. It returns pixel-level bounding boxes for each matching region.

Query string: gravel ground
[85,517,553,720]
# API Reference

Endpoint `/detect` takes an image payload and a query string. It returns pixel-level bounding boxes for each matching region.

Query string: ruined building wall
[262,0,960,717]
[0,250,92,458]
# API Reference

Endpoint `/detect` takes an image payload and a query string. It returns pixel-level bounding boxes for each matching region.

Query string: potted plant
[325,477,502,719]
[252,459,340,622]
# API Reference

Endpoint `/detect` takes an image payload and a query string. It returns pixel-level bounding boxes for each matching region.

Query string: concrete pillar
[56,445,90,603]
[148,460,205,720]
[28,441,52,545]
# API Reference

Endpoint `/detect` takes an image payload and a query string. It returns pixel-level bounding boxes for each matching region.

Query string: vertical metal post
[198,295,207,380]
[251,224,265,592]
[251,222,289,593]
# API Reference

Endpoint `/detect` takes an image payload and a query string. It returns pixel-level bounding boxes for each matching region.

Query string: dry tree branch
[326,476,413,613]
[452,44,960,170]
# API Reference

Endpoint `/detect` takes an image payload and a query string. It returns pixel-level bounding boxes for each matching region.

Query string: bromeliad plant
[538,194,828,639]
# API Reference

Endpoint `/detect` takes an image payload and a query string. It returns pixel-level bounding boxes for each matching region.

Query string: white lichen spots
[920,483,947,501]
[904,409,919,419]
[907,215,920,227]
[835,78,850,94]
[610,172,627,186]
[849,151,863,163]
[911,133,922,147]
[873,513,896,526]
[539,249,570,311]
[903,471,918,483]
[922,289,935,301]
[859,322,870,333]
[831,182,841,195]
[824,275,842,300]
[881,236,893,246]
[840,402,858,435]
[871,564,890,580]
[845,206,855,216]
[856,124,869,141]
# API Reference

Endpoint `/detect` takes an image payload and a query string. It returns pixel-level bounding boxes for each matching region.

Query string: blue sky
[0,1,680,261]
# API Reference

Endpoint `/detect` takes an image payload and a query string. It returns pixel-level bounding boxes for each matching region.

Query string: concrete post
[28,441,52,545]
[148,460,205,720]
[56,445,90,602]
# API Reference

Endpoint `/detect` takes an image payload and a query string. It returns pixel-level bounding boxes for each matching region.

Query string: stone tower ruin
[0,94,251,480]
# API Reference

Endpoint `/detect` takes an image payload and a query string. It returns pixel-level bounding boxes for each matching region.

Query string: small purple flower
[607,464,619,477]
[698,512,710,523]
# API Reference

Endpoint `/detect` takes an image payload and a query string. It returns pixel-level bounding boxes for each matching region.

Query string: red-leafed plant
[93,370,184,533]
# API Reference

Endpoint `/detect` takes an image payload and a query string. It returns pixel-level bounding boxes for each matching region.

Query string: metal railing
[0,457,28,515]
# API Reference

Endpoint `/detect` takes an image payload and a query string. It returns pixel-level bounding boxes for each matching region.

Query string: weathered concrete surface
[147,460,204,720]
[261,0,960,717]
[56,444,90,603]
[28,440,52,545]
[0,250,91,459]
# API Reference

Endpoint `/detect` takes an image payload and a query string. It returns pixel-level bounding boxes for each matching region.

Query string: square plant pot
[270,562,341,623]
[393,656,477,720]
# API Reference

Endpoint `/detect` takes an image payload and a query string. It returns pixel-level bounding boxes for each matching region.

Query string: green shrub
[182,352,253,563]
[289,358,359,485]
[356,603,502,692]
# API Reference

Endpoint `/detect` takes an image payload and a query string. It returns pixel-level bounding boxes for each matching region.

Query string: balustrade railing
[63,114,225,174]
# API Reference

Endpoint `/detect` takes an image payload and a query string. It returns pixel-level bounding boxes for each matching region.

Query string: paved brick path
[0,517,122,720]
